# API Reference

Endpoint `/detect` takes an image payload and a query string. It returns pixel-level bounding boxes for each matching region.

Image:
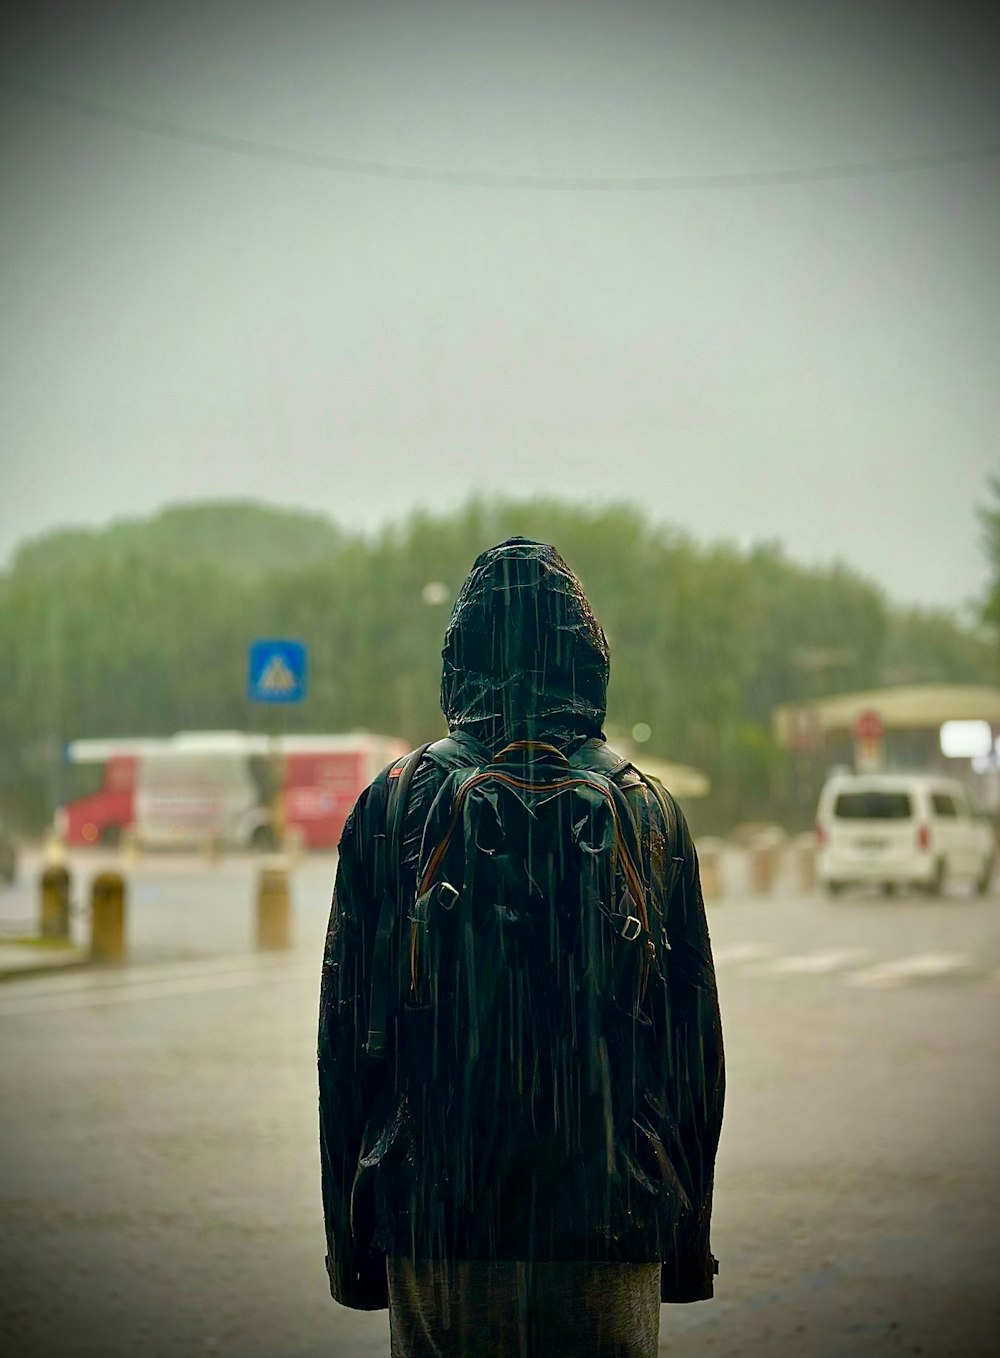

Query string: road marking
[0,955,319,1017]
[712,943,777,966]
[845,952,977,988]
[0,949,317,997]
[713,943,996,988]
[764,948,871,975]
[3,942,994,1016]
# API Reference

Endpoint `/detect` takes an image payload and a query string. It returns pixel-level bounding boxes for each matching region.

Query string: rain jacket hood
[440,538,610,752]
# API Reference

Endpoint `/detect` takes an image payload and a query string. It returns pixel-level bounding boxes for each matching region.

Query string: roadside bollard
[256,861,292,951]
[794,831,817,892]
[91,871,127,963]
[748,828,784,894]
[202,832,222,865]
[42,827,66,868]
[696,837,724,902]
[40,864,71,940]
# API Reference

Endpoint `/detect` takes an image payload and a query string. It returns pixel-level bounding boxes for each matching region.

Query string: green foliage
[978,474,1000,668]
[0,497,993,832]
[10,500,341,579]
[883,606,994,686]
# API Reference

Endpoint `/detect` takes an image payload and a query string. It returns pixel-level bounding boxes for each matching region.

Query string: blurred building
[773,683,1000,810]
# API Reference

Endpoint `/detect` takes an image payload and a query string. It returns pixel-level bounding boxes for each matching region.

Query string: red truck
[57,730,409,850]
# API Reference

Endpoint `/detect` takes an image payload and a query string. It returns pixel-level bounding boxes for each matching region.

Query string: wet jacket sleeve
[317,790,389,1311]
[650,791,725,1303]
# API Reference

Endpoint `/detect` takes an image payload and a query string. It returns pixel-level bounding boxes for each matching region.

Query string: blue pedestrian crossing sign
[248,639,308,704]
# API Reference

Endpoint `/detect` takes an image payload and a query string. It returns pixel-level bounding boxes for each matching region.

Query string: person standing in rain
[319,538,725,1357]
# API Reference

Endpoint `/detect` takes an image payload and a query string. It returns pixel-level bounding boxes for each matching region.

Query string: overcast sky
[1,1,997,612]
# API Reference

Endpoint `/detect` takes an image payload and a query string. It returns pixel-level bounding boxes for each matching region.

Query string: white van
[815,772,995,896]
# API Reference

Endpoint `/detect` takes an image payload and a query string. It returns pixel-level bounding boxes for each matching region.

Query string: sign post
[853,708,885,773]
[787,705,822,753]
[248,640,308,849]
[786,705,824,819]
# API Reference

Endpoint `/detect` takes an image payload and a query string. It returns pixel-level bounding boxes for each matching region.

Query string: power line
[4,72,1000,192]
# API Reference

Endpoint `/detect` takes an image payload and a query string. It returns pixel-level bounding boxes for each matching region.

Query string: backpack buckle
[620,915,642,942]
[365,1031,388,1060]
[437,881,460,911]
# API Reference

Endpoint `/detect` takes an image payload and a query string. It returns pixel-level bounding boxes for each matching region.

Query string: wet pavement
[1,849,998,1356]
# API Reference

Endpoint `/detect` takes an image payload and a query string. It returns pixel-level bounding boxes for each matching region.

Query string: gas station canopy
[773,684,1000,747]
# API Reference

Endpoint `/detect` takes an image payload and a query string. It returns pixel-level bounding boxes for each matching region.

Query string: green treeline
[0,498,993,832]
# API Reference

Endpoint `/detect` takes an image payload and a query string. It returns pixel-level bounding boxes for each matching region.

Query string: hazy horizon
[2,1,998,614]
[2,489,994,623]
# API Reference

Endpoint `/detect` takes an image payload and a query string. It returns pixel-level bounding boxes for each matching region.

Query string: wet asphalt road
[0,848,998,1357]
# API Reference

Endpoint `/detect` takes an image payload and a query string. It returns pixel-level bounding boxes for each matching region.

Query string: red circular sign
[853,708,884,742]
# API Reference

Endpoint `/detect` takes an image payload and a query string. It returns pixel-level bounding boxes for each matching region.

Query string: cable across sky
[4,72,1000,192]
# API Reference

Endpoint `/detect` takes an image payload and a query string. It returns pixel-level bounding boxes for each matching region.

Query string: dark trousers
[387,1258,661,1358]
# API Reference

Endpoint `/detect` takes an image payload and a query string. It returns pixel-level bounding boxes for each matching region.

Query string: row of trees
[0,497,994,832]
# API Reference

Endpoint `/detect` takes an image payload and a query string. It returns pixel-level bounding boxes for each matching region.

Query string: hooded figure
[439,537,610,753]
[319,539,724,1357]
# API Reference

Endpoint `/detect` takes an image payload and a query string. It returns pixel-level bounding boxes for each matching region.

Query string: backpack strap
[365,742,433,1061]
[573,741,681,956]
[638,773,677,847]
[627,770,683,961]
[604,775,646,905]
[571,741,679,857]
[570,741,644,887]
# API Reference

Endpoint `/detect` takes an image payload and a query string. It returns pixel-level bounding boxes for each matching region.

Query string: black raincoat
[318,539,725,1310]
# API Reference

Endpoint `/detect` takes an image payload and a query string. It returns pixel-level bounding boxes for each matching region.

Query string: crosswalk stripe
[0,957,318,1017]
[765,948,871,975]
[712,943,776,966]
[845,952,976,988]
[713,942,995,988]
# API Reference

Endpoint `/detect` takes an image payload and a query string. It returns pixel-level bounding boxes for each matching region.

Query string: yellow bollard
[40,864,71,940]
[747,841,768,893]
[202,832,222,865]
[91,871,126,963]
[748,829,784,894]
[696,836,724,902]
[42,827,66,868]
[794,832,817,892]
[256,861,292,951]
